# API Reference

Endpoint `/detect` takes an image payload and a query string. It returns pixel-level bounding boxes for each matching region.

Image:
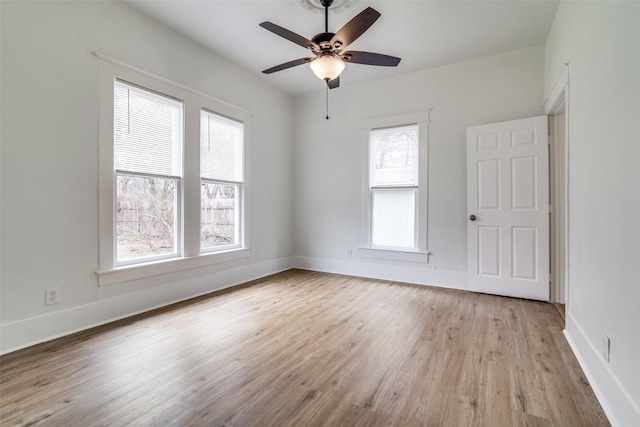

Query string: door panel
[478,160,500,210]
[467,116,549,301]
[512,226,537,280]
[478,226,501,277]
[511,156,537,209]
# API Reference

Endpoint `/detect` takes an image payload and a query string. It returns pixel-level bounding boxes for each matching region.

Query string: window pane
[114,81,183,177]
[116,175,177,261]
[201,183,239,249]
[371,125,418,186]
[200,111,243,182]
[372,189,416,248]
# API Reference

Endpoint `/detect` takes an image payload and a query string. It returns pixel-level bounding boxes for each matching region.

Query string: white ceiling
[122,0,560,96]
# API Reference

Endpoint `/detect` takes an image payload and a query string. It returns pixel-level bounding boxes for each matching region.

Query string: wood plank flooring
[0,269,609,426]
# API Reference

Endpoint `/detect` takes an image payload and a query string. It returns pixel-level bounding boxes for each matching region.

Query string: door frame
[545,64,570,307]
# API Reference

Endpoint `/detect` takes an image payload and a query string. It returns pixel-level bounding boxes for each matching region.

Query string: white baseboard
[0,257,293,355]
[292,255,468,290]
[564,312,640,427]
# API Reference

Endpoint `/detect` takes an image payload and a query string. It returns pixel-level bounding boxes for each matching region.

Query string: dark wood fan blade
[262,58,313,74]
[259,22,318,51]
[330,7,381,49]
[342,51,401,67]
[327,75,340,89]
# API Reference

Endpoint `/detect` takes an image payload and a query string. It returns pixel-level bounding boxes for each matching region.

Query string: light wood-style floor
[1,269,608,426]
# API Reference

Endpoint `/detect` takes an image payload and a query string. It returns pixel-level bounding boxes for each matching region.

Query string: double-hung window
[200,111,243,251]
[369,125,419,249]
[98,58,250,285]
[361,111,429,262]
[114,81,183,263]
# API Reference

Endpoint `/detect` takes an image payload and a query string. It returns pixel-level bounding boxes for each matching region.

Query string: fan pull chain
[325,84,330,120]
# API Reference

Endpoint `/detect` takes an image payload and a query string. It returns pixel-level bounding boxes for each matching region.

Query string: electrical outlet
[347,249,352,258]
[602,334,610,363]
[45,288,59,306]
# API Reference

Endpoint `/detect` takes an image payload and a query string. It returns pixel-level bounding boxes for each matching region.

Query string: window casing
[360,111,429,263]
[98,58,251,285]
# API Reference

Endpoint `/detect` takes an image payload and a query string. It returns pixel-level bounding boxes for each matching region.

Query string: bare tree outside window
[201,183,237,247]
[116,176,176,260]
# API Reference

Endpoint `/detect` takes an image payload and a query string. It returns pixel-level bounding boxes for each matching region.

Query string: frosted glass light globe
[310,55,345,81]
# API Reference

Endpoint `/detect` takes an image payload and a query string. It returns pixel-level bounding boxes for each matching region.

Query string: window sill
[97,248,251,286]
[358,248,430,264]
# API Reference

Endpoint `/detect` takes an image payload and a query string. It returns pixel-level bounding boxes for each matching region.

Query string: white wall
[545,2,640,425]
[0,1,293,352]
[292,46,545,288]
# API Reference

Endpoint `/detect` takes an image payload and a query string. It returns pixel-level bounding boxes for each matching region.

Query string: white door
[467,116,549,301]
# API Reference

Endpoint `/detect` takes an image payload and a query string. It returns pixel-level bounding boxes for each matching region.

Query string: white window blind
[114,80,183,178]
[200,111,243,182]
[371,188,416,247]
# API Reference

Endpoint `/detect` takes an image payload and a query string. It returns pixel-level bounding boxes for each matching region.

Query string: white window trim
[358,247,429,264]
[359,109,431,263]
[97,55,252,286]
[96,248,252,287]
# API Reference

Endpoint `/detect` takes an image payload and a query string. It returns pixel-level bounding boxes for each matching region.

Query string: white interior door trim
[545,63,571,306]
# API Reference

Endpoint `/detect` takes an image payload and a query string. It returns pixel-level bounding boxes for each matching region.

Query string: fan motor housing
[312,32,335,51]
[311,33,335,48]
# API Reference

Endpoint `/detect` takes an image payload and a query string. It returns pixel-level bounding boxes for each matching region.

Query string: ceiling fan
[260,0,401,89]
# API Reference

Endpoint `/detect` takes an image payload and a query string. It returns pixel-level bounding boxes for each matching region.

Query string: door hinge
[549,204,552,214]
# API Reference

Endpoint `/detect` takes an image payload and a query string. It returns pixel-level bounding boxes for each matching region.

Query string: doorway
[546,65,570,323]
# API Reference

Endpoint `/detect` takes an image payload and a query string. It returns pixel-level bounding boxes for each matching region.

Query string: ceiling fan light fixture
[310,55,345,81]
